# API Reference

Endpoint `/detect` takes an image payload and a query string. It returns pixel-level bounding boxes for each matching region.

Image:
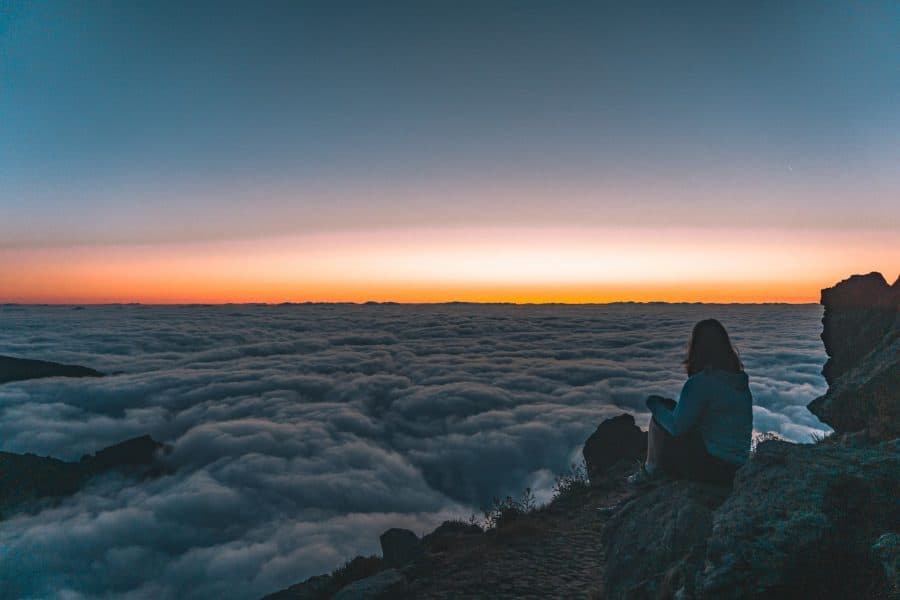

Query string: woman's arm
[647,378,708,436]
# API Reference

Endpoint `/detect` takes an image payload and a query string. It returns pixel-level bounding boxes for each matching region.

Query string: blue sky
[0,1,897,300]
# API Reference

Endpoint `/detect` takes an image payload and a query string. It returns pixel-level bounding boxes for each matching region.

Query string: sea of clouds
[0,303,829,599]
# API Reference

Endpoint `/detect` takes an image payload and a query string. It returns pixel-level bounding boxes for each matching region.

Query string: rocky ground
[266,466,635,600]
[397,474,632,599]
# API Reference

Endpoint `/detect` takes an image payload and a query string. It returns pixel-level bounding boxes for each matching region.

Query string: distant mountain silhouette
[0,355,103,384]
[0,435,169,519]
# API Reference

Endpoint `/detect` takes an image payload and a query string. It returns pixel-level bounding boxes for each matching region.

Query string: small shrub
[483,487,536,530]
[552,461,589,500]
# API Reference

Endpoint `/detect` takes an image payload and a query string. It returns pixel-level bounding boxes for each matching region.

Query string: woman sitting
[629,318,753,485]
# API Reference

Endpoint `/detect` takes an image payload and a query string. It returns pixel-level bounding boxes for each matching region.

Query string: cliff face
[808,272,899,439]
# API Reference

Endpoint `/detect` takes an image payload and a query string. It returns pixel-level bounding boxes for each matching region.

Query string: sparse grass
[483,487,537,530]
[552,462,589,501]
[477,462,590,530]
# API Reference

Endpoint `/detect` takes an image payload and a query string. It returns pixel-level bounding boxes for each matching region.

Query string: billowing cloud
[0,303,828,598]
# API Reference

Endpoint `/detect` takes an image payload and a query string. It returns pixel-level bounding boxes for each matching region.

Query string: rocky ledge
[0,435,170,519]
[259,271,897,598]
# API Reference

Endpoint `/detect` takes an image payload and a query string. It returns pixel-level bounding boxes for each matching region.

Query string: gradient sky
[1,1,898,303]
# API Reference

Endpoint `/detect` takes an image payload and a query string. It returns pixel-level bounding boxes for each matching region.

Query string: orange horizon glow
[2,226,896,305]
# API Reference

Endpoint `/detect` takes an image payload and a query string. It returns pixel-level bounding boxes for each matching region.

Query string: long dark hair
[684,319,743,376]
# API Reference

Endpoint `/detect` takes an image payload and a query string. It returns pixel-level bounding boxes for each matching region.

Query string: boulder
[0,355,103,384]
[379,528,424,568]
[582,413,648,481]
[333,569,405,600]
[601,480,731,599]
[807,272,899,439]
[699,440,900,599]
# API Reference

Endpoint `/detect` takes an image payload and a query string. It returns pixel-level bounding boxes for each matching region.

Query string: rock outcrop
[0,354,103,384]
[0,435,169,519]
[818,272,898,384]
[582,413,647,481]
[808,272,899,439]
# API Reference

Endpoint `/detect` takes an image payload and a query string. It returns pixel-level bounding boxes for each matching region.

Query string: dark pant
[651,398,738,485]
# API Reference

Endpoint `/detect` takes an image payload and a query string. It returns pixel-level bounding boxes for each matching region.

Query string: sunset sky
[2,1,898,303]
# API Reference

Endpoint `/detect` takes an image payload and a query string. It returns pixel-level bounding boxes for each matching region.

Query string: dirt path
[399,475,634,599]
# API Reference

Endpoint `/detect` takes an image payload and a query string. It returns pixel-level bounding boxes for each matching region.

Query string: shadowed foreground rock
[0,435,169,519]
[0,354,103,384]
[700,439,900,599]
[601,440,900,599]
[583,413,647,481]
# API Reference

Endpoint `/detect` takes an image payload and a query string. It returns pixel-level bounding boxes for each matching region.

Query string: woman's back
[684,368,753,465]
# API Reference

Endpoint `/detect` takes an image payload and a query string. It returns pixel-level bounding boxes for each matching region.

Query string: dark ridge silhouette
[0,435,170,519]
[0,355,104,384]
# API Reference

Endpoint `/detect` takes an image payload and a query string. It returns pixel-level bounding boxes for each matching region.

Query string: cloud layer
[0,303,828,598]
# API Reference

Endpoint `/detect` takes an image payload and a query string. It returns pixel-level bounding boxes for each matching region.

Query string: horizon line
[0,300,821,307]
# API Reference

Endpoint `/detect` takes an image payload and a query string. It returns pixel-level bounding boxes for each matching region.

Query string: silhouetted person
[628,319,753,485]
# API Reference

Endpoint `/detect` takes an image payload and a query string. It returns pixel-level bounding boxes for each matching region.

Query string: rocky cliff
[808,272,899,440]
